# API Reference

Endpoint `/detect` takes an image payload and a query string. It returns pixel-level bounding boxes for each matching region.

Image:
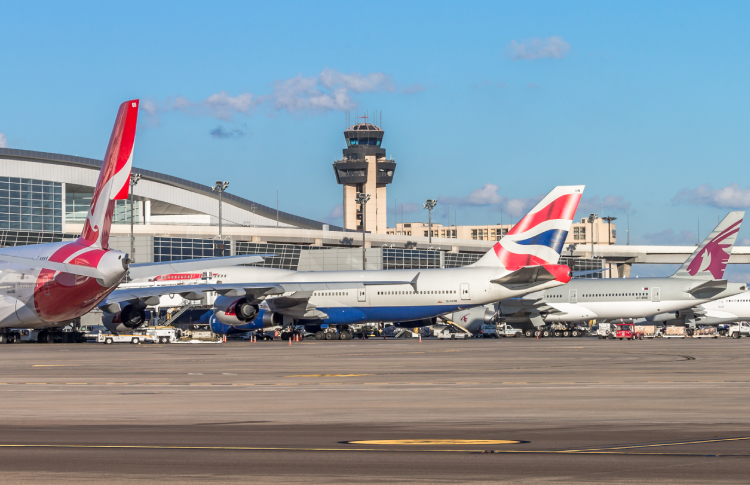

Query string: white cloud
[575,195,632,219]
[0,133,6,148]
[506,36,571,60]
[440,184,541,216]
[144,69,416,125]
[209,126,246,139]
[672,183,750,209]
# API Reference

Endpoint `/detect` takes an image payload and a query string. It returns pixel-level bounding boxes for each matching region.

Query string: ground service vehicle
[615,323,643,340]
[498,324,522,337]
[477,324,498,338]
[727,323,750,338]
[634,324,660,338]
[436,327,469,340]
[97,332,155,344]
[143,326,178,343]
[663,326,687,338]
[692,327,718,338]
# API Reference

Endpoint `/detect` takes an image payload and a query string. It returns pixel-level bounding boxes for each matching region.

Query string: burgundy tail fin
[78,100,139,249]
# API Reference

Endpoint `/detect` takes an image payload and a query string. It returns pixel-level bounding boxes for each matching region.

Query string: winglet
[410,272,420,292]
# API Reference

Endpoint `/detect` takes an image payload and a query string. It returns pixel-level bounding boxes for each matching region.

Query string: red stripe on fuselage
[507,193,581,236]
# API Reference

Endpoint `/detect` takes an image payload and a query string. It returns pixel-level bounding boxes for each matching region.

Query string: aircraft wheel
[554,331,561,337]
[563,331,570,337]
[572,330,579,337]
[315,331,324,340]
[542,330,550,338]
[525,330,533,338]
[339,331,351,340]
[325,332,335,340]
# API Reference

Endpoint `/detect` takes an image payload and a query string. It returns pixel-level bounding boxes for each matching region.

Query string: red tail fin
[78,100,139,249]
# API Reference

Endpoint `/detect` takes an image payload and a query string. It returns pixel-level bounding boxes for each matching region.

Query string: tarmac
[0,336,749,483]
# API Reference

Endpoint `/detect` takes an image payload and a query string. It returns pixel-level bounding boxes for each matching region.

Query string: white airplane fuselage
[130,263,570,326]
[523,278,746,323]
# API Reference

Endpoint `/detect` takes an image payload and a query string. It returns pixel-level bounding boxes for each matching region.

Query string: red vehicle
[615,323,643,340]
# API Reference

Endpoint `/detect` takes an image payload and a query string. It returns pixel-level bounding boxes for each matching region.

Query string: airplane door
[460,283,470,300]
[651,287,660,302]
[357,288,366,302]
[569,289,577,303]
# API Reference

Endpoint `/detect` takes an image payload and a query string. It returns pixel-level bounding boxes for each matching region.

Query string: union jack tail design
[472,185,584,270]
[78,100,139,249]
[673,211,744,280]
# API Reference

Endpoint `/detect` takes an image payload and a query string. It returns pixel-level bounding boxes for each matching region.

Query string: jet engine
[213,295,260,326]
[102,304,146,334]
[646,312,679,323]
[210,309,283,335]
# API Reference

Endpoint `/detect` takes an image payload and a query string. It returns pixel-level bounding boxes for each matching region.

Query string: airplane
[0,100,268,343]
[98,185,585,339]
[492,212,747,334]
[640,291,750,329]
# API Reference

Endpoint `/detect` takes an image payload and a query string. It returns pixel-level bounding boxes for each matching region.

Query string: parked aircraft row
[0,99,747,340]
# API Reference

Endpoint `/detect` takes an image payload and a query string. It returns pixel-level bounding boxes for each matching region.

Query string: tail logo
[687,220,741,279]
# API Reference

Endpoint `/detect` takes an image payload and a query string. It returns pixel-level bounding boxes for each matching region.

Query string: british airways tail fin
[671,211,744,280]
[471,185,584,269]
[78,100,139,249]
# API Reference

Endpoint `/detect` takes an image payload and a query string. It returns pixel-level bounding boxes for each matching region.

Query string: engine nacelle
[102,305,146,334]
[213,295,260,326]
[447,306,496,332]
[210,309,283,335]
[646,312,679,323]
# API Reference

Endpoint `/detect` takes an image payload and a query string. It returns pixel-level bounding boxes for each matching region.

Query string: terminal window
[0,177,63,232]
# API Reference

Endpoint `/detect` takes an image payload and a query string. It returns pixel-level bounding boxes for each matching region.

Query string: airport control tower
[332,117,396,234]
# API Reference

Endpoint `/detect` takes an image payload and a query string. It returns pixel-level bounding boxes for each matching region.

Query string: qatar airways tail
[0,100,267,336]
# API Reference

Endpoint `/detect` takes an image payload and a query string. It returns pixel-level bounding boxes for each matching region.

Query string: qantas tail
[472,185,584,270]
[78,100,139,249]
[671,211,744,280]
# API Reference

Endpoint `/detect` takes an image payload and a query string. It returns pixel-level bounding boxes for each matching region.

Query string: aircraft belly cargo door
[357,288,366,303]
[569,289,577,303]
[651,287,661,302]
[460,283,470,300]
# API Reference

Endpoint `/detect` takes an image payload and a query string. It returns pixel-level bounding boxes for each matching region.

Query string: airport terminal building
[2,121,738,278]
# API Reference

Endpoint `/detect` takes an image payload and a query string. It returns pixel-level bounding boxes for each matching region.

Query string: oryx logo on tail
[673,211,744,281]
[687,219,742,279]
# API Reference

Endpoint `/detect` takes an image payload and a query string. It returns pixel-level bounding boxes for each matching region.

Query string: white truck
[726,323,750,339]
[97,332,156,344]
[497,324,522,338]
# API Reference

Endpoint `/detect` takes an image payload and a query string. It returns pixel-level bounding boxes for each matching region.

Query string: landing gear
[339,330,352,340]
[37,331,52,344]
[315,331,325,340]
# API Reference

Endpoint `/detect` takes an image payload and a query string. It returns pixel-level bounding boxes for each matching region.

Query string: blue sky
[3,1,750,276]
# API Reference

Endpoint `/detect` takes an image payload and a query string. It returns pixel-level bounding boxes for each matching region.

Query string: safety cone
[419,334,422,343]
[223,335,226,343]
[289,337,292,346]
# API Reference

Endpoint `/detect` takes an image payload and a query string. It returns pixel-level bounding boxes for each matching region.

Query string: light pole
[602,216,617,245]
[356,192,371,270]
[423,199,437,246]
[129,173,141,263]
[587,213,598,258]
[211,181,229,238]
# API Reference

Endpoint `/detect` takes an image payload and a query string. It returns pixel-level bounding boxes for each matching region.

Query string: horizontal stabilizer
[127,254,272,280]
[0,254,105,279]
[686,279,728,295]
[491,264,571,287]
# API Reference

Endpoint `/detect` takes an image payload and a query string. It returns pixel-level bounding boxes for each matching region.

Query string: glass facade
[66,192,139,224]
[154,237,229,262]
[383,249,441,270]
[0,177,63,232]
[444,252,483,268]
[560,257,605,279]
[235,242,329,270]
[0,230,66,247]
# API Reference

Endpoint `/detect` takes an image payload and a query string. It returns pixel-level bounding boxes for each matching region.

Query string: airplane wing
[101,277,418,309]
[0,254,105,279]
[127,254,272,280]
